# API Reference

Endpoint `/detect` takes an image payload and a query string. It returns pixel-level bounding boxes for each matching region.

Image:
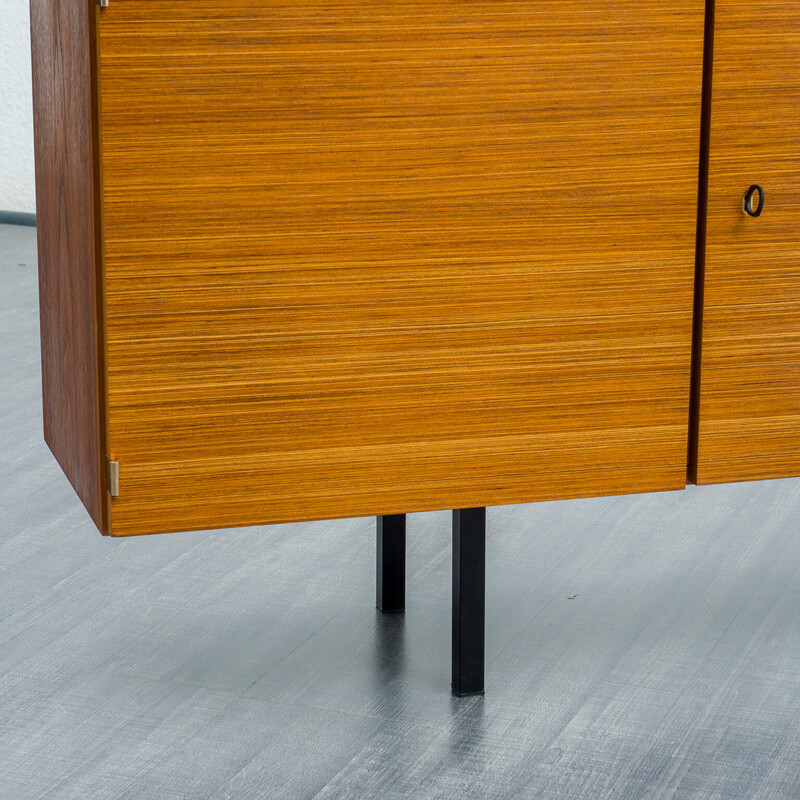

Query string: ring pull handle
[742,184,765,217]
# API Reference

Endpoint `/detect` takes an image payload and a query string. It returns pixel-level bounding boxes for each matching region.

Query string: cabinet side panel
[30,0,107,532]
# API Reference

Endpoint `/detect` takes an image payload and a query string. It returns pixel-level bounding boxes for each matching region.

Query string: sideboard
[30,0,800,694]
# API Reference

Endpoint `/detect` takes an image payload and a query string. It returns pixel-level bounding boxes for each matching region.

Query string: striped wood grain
[96,0,705,535]
[694,0,800,483]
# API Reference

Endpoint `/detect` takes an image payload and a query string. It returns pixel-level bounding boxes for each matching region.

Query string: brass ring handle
[742,184,765,217]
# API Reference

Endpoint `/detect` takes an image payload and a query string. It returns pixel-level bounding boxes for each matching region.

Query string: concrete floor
[2,221,800,799]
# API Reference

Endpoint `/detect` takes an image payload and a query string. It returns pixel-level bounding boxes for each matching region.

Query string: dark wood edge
[687,0,715,485]
[30,0,110,534]
[90,1,111,534]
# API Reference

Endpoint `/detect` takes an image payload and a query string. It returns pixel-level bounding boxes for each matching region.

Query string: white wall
[0,0,36,214]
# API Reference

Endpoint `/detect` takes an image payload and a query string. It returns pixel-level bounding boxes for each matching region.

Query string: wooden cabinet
[692,0,800,484]
[33,0,708,536]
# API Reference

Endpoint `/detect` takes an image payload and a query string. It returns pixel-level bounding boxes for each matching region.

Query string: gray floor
[2,222,800,799]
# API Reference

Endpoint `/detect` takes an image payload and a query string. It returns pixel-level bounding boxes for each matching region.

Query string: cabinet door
[96,1,704,535]
[694,0,800,483]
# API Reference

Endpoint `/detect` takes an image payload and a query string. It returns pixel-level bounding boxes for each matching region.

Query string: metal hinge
[96,0,109,7]
[108,459,120,498]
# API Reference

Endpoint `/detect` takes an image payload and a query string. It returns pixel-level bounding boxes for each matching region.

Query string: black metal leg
[452,507,486,696]
[376,514,406,613]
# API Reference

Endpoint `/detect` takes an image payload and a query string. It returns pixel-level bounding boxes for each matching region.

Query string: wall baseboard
[0,211,36,227]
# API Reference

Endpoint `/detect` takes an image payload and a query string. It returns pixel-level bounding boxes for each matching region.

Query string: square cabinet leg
[452,507,486,696]
[376,514,406,613]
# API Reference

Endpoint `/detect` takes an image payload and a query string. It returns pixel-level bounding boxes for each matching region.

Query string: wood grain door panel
[695,0,800,483]
[97,1,705,535]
